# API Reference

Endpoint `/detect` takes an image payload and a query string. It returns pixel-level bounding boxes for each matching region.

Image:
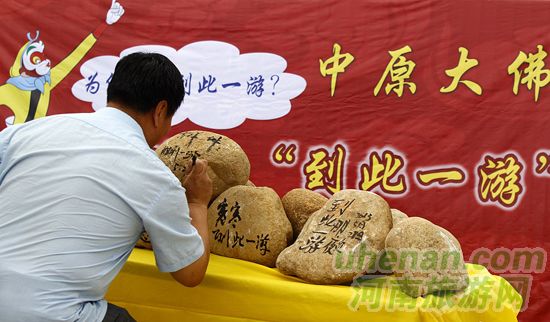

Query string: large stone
[391,208,408,226]
[135,231,152,250]
[156,131,250,200]
[282,188,328,240]
[276,189,393,284]
[208,186,292,267]
[384,217,469,297]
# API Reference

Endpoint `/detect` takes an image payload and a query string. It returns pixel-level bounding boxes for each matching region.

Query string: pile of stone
[138,131,293,267]
[277,189,469,297]
[137,130,468,297]
[136,130,250,248]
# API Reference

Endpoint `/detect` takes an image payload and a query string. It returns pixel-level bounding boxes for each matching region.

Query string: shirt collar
[97,107,148,146]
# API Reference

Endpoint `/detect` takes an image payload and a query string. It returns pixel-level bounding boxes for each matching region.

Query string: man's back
[0,108,186,321]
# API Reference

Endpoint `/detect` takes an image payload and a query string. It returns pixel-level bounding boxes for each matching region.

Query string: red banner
[0,1,548,320]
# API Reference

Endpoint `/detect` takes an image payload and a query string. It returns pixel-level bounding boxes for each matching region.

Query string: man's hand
[106,0,125,25]
[182,159,213,206]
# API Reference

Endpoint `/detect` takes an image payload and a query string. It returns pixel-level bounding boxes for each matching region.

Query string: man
[0,52,212,321]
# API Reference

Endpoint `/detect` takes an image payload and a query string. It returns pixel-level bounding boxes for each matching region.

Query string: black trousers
[102,303,137,322]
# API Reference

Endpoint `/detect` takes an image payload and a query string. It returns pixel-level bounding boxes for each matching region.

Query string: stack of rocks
[138,130,469,297]
[276,189,469,296]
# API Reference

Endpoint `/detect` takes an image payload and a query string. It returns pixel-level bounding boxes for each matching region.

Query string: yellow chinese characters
[374,45,416,97]
[477,154,524,208]
[320,43,355,97]
[508,45,550,102]
[303,144,346,194]
[441,47,482,95]
[358,150,407,194]
[416,167,466,187]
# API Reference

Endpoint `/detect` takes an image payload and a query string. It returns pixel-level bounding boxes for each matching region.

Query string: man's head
[107,52,184,147]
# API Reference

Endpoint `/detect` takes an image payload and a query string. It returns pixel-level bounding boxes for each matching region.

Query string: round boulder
[135,231,152,250]
[390,208,408,226]
[156,130,250,200]
[208,185,292,267]
[276,189,393,284]
[282,188,328,240]
[385,217,469,297]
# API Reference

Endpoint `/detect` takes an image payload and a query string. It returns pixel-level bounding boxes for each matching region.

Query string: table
[106,248,521,322]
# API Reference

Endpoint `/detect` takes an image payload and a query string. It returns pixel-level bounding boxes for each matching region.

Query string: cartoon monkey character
[0,1,125,126]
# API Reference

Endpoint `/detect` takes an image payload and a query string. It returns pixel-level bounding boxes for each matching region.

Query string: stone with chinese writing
[135,231,152,250]
[391,208,408,226]
[208,185,292,267]
[384,217,469,297]
[156,130,250,200]
[276,189,393,284]
[282,188,328,240]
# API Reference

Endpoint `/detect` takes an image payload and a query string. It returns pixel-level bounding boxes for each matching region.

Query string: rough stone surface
[385,217,469,297]
[282,188,328,240]
[208,186,292,267]
[156,130,250,200]
[276,189,393,284]
[135,231,152,250]
[391,208,409,226]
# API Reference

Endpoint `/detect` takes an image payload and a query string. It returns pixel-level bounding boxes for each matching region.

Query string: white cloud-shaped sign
[71,41,307,129]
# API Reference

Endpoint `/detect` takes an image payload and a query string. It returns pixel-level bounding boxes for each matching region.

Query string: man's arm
[170,203,210,287]
[170,159,212,287]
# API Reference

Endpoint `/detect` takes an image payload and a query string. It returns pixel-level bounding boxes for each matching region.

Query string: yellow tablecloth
[106,249,521,322]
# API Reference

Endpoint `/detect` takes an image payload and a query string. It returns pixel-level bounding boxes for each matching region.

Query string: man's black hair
[107,52,184,116]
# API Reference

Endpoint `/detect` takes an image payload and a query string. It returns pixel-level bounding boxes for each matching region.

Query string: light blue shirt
[0,108,204,322]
